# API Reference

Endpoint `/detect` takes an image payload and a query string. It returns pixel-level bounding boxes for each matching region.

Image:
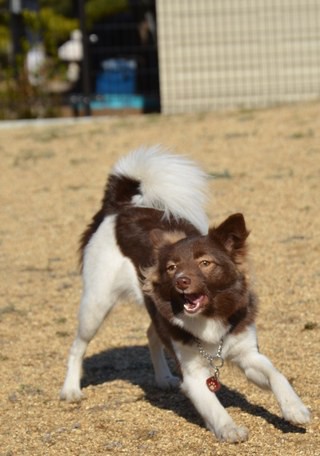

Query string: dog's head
[142,213,253,327]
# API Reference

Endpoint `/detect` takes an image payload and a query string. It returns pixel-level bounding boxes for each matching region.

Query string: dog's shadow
[82,345,306,434]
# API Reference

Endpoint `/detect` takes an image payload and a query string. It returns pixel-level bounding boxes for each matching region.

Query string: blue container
[96,59,137,95]
[91,94,144,110]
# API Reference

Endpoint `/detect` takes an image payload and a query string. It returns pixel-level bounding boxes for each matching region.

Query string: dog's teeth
[183,293,208,314]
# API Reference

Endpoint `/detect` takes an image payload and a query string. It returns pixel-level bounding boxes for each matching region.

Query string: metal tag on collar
[206,375,221,392]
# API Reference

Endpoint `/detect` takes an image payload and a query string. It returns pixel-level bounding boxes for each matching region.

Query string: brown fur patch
[79,174,141,267]
[150,230,188,249]
[141,263,159,295]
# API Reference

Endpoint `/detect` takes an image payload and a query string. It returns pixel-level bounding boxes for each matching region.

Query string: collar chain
[196,338,224,377]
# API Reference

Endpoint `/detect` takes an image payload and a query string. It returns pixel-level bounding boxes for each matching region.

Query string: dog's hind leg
[60,288,116,402]
[59,324,91,402]
[60,216,141,402]
[147,323,180,389]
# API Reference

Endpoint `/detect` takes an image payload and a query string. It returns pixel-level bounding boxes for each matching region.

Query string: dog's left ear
[209,213,249,256]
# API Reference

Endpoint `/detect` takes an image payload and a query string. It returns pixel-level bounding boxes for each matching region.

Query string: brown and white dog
[60,147,310,442]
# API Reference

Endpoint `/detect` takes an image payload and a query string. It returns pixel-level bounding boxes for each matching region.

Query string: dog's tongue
[184,294,206,314]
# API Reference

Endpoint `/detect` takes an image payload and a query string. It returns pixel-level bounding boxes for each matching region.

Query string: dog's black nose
[176,275,191,290]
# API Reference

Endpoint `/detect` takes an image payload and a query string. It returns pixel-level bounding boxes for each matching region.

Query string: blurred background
[0,0,319,119]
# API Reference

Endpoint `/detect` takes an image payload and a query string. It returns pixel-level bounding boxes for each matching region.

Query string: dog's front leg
[175,343,248,443]
[228,326,311,425]
[181,367,248,442]
[147,323,180,389]
[236,350,311,424]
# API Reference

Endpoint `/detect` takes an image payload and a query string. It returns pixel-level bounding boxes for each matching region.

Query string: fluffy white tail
[112,146,209,234]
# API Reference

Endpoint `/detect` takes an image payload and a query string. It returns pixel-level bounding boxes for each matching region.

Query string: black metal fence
[76,0,160,116]
[0,0,160,119]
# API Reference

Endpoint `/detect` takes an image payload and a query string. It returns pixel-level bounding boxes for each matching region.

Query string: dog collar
[196,338,224,393]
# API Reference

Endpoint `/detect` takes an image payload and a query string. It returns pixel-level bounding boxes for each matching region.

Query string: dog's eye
[166,263,177,273]
[199,260,212,268]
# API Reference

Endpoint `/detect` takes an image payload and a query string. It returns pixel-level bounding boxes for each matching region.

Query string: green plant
[23,8,78,56]
[0,65,62,119]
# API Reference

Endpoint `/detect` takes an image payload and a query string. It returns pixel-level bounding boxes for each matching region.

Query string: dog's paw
[60,387,84,403]
[282,401,311,425]
[217,423,249,443]
[156,374,180,390]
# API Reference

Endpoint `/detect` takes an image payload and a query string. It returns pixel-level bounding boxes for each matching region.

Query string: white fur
[171,314,230,345]
[60,215,142,401]
[172,324,310,442]
[112,146,209,234]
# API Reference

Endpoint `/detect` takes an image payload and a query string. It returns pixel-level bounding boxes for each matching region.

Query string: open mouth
[183,293,208,314]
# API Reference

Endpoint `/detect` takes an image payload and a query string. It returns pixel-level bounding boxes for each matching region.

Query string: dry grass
[0,102,319,455]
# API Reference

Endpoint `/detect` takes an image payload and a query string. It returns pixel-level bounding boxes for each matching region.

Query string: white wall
[157,0,320,113]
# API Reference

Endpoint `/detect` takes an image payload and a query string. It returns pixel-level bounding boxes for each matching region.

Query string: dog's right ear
[150,229,186,250]
[210,213,249,257]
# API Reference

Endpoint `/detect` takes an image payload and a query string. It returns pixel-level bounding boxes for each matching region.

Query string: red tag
[206,376,221,393]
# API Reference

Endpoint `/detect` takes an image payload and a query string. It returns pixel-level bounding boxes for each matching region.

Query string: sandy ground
[0,102,319,455]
